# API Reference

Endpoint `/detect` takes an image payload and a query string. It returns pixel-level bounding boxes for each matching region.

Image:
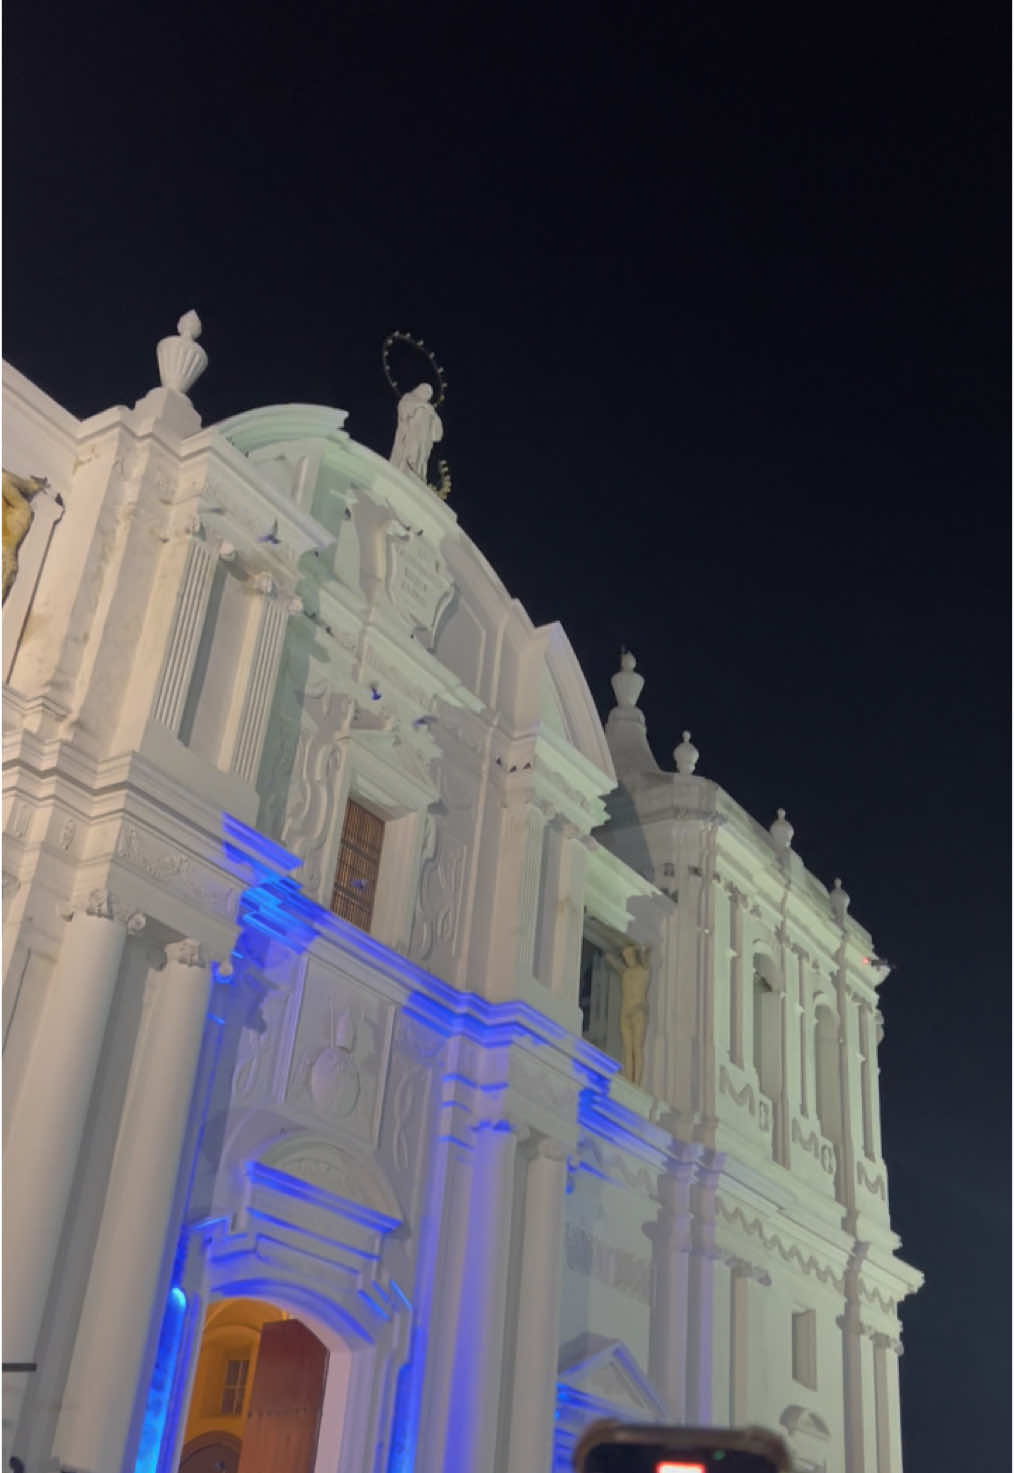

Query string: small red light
[861,957,869,965]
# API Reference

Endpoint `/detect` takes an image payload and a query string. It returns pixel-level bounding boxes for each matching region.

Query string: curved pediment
[259,1134,401,1224]
[779,1405,831,1441]
[217,403,350,453]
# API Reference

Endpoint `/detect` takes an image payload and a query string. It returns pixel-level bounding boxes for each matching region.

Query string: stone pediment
[259,1134,401,1224]
[557,1334,667,1421]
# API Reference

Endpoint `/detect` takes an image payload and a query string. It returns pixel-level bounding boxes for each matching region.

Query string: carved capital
[85,888,117,919]
[165,937,205,968]
[530,1133,570,1163]
[252,570,275,596]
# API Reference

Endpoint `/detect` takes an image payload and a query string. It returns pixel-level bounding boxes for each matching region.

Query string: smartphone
[572,1420,792,1473]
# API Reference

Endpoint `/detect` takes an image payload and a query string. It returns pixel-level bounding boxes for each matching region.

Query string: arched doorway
[177,1298,334,1473]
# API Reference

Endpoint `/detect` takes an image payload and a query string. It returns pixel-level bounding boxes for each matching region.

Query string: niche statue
[605,944,651,1087]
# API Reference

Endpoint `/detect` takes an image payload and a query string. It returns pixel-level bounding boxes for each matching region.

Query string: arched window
[814,1004,843,1144]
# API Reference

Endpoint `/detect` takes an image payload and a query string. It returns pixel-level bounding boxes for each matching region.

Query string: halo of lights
[382,331,448,407]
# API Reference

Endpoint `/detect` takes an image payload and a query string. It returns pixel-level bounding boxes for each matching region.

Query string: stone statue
[390,382,443,482]
[3,470,49,603]
[605,944,651,1087]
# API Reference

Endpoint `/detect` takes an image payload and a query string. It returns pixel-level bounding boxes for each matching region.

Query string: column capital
[164,937,206,968]
[68,890,146,932]
[724,1254,771,1285]
[529,1133,570,1163]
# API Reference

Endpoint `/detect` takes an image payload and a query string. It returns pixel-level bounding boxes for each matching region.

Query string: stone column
[859,1002,884,1162]
[555,829,587,994]
[229,574,289,784]
[728,1260,751,1424]
[648,1161,695,1419]
[54,939,213,1473]
[872,1333,903,1473]
[2,895,137,1371]
[795,955,810,1118]
[783,950,804,1122]
[444,1120,520,1473]
[506,1136,568,1473]
[727,892,745,1066]
[773,988,790,1165]
[150,534,217,732]
[492,800,547,992]
[803,963,820,1123]
[535,819,587,998]
[685,1154,722,1422]
[840,1243,869,1473]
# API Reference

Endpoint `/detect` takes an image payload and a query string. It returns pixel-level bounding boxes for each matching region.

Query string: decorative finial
[829,876,851,922]
[610,648,644,709]
[769,807,794,851]
[673,730,699,775]
[156,309,208,395]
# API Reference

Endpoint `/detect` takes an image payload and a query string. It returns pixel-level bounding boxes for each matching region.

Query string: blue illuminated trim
[221,814,302,870]
[389,1280,412,1312]
[245,1207,382,1262]
[133,1286,186,1473]
[357,1287,392,1322]
[205,1275,376,1347]
[248,1162,401,1235]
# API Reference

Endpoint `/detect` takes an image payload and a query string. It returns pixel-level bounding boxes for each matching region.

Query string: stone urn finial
[673,730,699,775]
[830,876,851,922]
[769,807,794,851]
[157,309,208,395]
[610,648,645,709]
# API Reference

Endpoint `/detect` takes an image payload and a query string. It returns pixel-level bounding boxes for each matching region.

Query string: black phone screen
[580,1445,778,1473]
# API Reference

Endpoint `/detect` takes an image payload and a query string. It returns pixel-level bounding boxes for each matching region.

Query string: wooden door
[235,1320,328,1473]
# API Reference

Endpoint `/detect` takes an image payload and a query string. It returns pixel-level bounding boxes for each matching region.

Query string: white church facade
[2,317,921,1473]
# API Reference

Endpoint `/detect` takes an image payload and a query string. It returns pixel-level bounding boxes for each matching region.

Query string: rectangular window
[331,799,385,931]
[220,1357,249,1416]
[791,1309,818,1390]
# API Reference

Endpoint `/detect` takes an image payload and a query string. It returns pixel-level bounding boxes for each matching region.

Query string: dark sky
[5,4,1009,1464]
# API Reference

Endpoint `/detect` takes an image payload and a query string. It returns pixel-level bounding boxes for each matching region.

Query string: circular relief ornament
[309,1044,361,1118]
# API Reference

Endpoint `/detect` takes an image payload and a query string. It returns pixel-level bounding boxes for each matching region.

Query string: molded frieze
[714,1196,845,1292]
[718,1060,774,1144]
[791,1116,837,1179]
[564,1223,652,1305]
[113,822,239,922]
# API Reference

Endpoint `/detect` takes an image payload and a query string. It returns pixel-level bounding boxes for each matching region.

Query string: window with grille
[220,1357,249,1416]
[331,799,385,930]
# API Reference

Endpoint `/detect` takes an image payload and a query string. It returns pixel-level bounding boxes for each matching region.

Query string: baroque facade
[1,320,921,1473]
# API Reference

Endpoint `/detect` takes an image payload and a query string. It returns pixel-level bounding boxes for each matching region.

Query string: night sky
[5,5,1008,1464]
